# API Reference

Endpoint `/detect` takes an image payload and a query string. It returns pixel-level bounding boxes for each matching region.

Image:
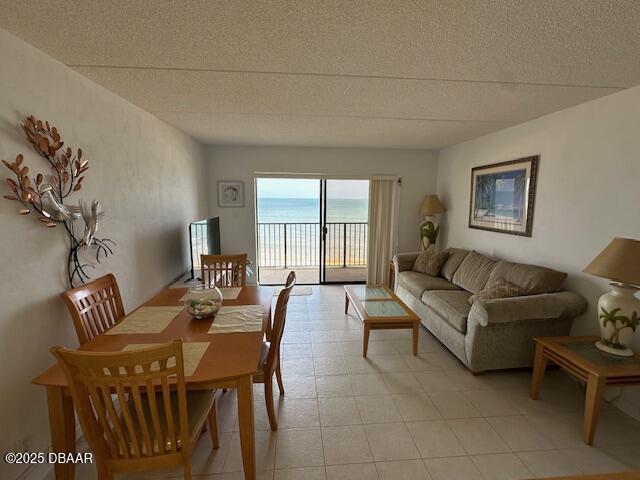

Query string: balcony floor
[258,266,366,284]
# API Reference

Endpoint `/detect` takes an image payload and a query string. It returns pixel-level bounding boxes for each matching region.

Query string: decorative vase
[184,284,223,320]
[420,216,440,250]
[595,283,640,357]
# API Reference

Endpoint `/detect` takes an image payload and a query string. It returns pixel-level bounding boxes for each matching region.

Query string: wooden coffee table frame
[344,285,420,357]
[531,336,640,445]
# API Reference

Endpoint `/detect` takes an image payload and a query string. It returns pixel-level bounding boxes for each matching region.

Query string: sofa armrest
[470,291,587,327]
[393,252,420,273]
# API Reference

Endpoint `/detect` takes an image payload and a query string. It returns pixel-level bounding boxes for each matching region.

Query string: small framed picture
[218,181,245,207]
[469,156,539,237]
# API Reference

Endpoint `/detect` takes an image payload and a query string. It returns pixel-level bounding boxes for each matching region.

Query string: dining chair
[60,273,126,345]
[253,271,296,430]
[200,253,248,287]
[51,340,219,480]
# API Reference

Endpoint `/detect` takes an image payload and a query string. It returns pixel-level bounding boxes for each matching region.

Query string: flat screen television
[189,217,221,280]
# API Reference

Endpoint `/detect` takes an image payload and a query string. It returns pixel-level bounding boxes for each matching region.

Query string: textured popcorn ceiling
[1,0,639,148]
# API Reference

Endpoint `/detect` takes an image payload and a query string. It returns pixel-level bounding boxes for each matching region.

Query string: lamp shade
[420,195,445,215]
[583,237,640,286]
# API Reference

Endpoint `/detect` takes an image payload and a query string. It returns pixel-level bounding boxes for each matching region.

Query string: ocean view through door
[322,179,369,283]
[255,178,369,284]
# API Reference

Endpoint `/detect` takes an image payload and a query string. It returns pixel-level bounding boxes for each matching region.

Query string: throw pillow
[412,247,449,276]
[425,250,449,276]
[412,248,430,273]
[469,278,526,305]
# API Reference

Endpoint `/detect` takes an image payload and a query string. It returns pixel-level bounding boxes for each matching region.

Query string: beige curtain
[367,179,396,286]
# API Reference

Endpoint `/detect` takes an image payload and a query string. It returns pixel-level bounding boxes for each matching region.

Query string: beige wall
[0,29,208,479]
[436,84,640,419]
[206,145,438,281]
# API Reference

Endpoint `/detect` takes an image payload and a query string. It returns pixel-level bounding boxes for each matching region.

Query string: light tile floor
[75,285,640,480]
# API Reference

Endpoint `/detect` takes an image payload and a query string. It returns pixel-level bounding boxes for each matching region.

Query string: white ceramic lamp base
[595,283,640,357]
[420,216,440,250]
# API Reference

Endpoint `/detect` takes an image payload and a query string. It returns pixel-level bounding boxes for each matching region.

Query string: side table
[530,336,640,445]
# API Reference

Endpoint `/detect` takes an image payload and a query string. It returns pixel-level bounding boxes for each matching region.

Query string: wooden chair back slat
[60,274,126,344]
[51,341,191,464]
[174,346,189,455]
[116,381,141,457]
[161,361,178,453]
[201,254,248,287]
[85,382,119,457]
[99,383,128,458]
[143,368,165,456]
[266,272,296,372]
[86,295,105,338]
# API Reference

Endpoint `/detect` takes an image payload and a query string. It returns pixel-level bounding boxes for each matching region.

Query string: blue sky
[256,178,369,199]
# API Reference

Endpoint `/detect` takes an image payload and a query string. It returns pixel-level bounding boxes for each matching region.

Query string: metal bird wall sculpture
[2,115,116,287]
[80,200,104,248]
[39,183,81,222]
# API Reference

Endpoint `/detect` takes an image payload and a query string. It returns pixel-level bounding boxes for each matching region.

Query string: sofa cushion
[397,271,461,299]
[422,290,473,333]
[451,251,498,294]
[487,260,567,295]
[441,248,471,281]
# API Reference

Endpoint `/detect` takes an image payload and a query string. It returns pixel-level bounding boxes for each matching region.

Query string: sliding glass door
[321,179,369,283]
[255,177,369,285]
[255,178,321,284]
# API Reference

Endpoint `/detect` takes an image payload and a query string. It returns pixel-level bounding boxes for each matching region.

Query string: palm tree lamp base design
[584,238,640,358]
[595,284,639,357]
[420,217,440,250]
[419,195,445,250]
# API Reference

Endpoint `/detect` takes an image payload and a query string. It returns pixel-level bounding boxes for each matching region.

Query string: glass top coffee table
[344,285,420,357]
[531,336,640,445]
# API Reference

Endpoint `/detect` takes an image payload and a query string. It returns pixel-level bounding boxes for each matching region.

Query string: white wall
[4,21,639,477]
[0,29,208,479]
[206,146,438,279]
[436,84,640,418]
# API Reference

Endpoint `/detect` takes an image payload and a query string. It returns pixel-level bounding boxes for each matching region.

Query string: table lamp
[419,195,445,249]
[583,237,640,357]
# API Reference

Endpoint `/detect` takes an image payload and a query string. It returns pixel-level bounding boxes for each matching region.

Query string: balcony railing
[257,222,368,269]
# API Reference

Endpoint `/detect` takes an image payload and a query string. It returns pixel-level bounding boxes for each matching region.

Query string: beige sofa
[393,248,587,372]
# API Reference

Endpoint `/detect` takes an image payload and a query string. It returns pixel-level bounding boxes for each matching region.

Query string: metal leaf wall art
[2,115,116,287]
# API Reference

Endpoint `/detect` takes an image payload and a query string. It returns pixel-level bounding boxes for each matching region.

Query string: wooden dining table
[32,285,273,480]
